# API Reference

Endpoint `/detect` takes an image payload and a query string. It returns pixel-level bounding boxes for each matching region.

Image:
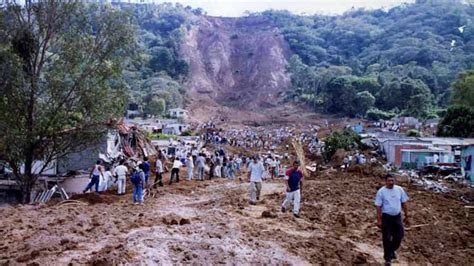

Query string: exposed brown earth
[181,15,293,123]
[0,165,472,264]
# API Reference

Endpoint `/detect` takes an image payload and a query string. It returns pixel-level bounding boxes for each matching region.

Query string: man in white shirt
[169,157,182,185]
[247,156,265,205]
[186,153,194,181]
[375,174,409,265]
[114,160,128,195]
[154,157,164,188]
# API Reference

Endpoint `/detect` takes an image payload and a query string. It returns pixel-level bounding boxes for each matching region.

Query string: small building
[400,148,453,169]
[351,124,364,134]
[392,116,420,126]
[461,145,474,183]
[126,109,142,119]
[169,108,188,118]
[425,118,440,128]
[162,123,190,135]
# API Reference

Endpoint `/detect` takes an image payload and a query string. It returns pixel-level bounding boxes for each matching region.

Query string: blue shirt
[143,161,150,174]
[375,185,409,216]
[285,168,303,192]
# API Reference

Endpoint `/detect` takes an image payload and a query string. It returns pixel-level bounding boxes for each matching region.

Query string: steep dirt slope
[181,15,292,121]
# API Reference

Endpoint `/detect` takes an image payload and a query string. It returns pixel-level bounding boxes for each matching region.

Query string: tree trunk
[22,146,35,204]
[22,181,32,204]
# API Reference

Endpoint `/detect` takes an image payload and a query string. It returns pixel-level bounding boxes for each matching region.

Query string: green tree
[144,96,166,116]
[437,105,474,138]
[0,1,135,202]
[322,129,362,163]
[323,76,357,116]
[149,46,174,73]
[355,91,375,116]
[451,70,474,107]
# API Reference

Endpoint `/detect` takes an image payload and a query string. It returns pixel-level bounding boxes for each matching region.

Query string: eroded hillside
[181,16,292,121]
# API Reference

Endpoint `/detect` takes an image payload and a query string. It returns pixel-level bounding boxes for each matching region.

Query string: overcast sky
[155,0,416,16]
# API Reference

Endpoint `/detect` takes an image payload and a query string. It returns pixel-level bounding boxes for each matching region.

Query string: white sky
[153,0,416,16]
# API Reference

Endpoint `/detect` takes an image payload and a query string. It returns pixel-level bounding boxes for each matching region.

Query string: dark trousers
[382,213,404,261]
[209,165,214,179]
[84,175,100,192]
[154,172,163,188]
[169,168,179,184]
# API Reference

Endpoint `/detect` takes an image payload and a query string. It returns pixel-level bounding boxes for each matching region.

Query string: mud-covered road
[0,168,473,265]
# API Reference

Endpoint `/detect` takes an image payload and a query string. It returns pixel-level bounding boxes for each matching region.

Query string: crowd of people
[80,122,410,265]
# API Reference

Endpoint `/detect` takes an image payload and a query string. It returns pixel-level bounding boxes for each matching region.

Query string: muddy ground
[0,165,472,265]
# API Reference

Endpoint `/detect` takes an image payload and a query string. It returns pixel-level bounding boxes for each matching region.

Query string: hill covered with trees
[115,0,473,121]
[261,0,473,119]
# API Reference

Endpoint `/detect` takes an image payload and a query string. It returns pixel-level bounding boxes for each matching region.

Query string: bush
[322,129,362,163]
[406,129,421,137]
[181,130,193,136]
[150,133,177,140]
[366,108,397,121]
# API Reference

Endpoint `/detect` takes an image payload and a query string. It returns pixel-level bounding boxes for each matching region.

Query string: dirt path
[0,170,473,264]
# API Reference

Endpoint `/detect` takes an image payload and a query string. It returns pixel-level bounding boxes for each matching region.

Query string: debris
[261,210,277,218]
[406,224,431,230]
[179,218,191,225]
[411,178,449,193]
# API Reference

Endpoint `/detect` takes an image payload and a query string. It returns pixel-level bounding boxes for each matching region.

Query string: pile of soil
[0,145,472,264]
[70,193,116,205]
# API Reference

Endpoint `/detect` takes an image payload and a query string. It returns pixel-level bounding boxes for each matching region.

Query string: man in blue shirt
[143,157,151,186]
[375,174,410,265]
[281,160,304,218]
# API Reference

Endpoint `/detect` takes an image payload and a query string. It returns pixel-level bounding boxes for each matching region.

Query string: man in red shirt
[281,160,304,218]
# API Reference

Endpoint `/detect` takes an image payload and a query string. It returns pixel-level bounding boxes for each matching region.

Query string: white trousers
[187,167,194,180]
[249,182,262,203]
[282,189,301,214]
[117,176,126,194]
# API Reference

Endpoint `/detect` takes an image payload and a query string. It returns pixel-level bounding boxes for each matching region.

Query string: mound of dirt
[70,193,116,205]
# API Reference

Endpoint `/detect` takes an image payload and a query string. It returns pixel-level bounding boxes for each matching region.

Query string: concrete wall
[394,144,427,167]
[57,136,107,174]
[461,145,474,182]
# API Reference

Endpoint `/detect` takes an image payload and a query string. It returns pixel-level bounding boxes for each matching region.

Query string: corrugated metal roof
[417,137,474,146]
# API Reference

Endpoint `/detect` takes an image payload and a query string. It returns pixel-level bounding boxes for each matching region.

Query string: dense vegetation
[113,1,473,120]
[437,70,474,137]
[0,2,135,201]
[260,0,474,119]
[117,3,199,117]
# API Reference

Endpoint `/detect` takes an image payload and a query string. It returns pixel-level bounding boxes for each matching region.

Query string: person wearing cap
[281,160,304,218]
[247,156,265,205]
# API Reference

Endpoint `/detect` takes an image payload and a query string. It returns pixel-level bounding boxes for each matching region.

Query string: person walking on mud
[281,160,304,218]
[375,175,409,265]
[247,156,265,205]
[83,160,104,193]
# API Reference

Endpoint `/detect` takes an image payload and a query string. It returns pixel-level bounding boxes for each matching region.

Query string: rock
[353,254,368,264]
[261,210,277,218]
[179,218,191,225]
[337,214,347,227]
